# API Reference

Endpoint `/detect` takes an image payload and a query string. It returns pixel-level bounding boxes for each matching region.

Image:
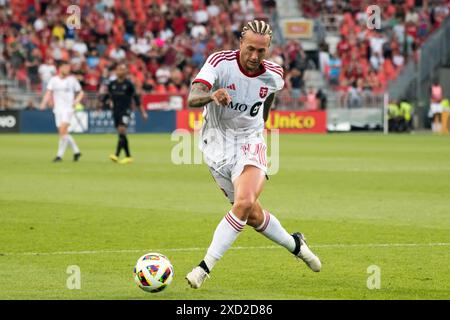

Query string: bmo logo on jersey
[227,101,263,117]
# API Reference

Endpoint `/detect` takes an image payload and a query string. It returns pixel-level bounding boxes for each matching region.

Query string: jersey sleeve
[274,74,285,92]
[192,54,220,90]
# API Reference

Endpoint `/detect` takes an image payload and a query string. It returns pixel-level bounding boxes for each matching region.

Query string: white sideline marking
[2,243,450,257]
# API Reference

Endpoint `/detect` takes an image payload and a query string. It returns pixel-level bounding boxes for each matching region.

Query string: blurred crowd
[0,0,449,112]
[0,0,311,105]
[0,0,256,97]
[303,0,449,96]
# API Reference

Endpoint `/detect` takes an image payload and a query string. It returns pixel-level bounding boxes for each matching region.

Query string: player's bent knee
[232,197,256,218]
[246,203,264,227]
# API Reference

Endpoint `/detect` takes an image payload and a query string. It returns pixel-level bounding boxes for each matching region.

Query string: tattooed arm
[263,93,275,122]
[188,82,231,108]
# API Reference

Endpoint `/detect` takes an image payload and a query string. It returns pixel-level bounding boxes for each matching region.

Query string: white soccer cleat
[292,232,321,272]
[185,266,210,289]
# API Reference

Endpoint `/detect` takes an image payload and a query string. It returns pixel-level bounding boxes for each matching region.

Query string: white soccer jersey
[193,50,284,162]
[47,75,82,112]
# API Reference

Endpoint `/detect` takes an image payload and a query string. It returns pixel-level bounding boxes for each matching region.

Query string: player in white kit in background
[185,20,321,289]
[40,61,84,162]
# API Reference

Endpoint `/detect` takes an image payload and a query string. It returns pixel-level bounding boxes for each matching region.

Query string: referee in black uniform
[103,63,148,164]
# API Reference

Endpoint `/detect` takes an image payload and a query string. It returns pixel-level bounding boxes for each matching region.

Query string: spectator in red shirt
[337,35,351,58]
[84,67,101,92]
[172,10,188,36]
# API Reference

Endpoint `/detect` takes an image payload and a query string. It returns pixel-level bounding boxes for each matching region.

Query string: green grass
[0,133,449,299]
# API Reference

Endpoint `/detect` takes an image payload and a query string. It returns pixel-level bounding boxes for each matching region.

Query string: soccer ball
[133,252,174,293]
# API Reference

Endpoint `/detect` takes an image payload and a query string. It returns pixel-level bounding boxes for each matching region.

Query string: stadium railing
[1,87,389,111]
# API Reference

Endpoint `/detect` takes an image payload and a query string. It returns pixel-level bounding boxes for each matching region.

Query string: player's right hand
[211,89,231,107]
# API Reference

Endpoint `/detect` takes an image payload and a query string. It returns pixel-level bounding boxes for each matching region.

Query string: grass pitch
[0,133,449,299]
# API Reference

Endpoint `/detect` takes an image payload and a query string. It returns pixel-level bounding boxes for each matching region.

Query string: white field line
[2,243,450,257]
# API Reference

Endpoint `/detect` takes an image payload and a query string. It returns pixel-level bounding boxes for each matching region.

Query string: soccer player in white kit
[185,20,321,289]
[39,61,83,162]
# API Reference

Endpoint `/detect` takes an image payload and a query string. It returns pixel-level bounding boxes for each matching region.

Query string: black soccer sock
[116,134,124,156]
[292,234,301,255]
[199,260,210,274]
[122,134,131,157]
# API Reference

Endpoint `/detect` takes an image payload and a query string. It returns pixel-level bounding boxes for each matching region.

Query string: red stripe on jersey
[192,79,212,90]
[207,52,223,64]
[263,61,283,69]
[266,69,283,78]
[263,63,283,73]
[210,52,235,66]
[212,57,236,67]
[264,65,283,77]
[263,61,283,70]
[210,54,235,66]
[263,60,283,68]
[209,51,234,63]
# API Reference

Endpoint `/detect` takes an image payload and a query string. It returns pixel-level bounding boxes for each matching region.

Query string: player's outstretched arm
[39,90,52,110]
[99,86,110,110]
[132,90,148,120]
[263,93,275,122]
[138,101,148,121]
[73,90,84,107]
[188,83,231,108]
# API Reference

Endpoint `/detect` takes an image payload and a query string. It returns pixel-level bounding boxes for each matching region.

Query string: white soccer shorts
[206,141,268,204]
[54,110,74,127]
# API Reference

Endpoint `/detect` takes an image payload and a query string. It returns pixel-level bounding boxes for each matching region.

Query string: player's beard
[247,60,260,72]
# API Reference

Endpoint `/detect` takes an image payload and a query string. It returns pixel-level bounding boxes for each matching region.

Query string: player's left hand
[142,111,148,121]
[212,88,232,107]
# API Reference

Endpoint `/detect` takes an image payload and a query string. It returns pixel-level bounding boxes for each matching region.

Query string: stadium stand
[0,0,449,116]
[299,0,449,92]
[0,0,275,107]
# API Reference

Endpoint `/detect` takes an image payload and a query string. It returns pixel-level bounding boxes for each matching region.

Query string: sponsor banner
[0,110,20,133]
[266,111,326,133]
[21,110,55,133]
[142,94,186,111]
[20,110,175,133]
[87,110,176,133]
[176,109,327,133]
[135,110,176,133]
[21,110,89,133]
[176,109,204,131]
[88,110,136,133]
[282,18,314,39]
[70,111,89,133]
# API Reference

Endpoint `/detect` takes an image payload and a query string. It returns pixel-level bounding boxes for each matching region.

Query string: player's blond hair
[241,20,273,41]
